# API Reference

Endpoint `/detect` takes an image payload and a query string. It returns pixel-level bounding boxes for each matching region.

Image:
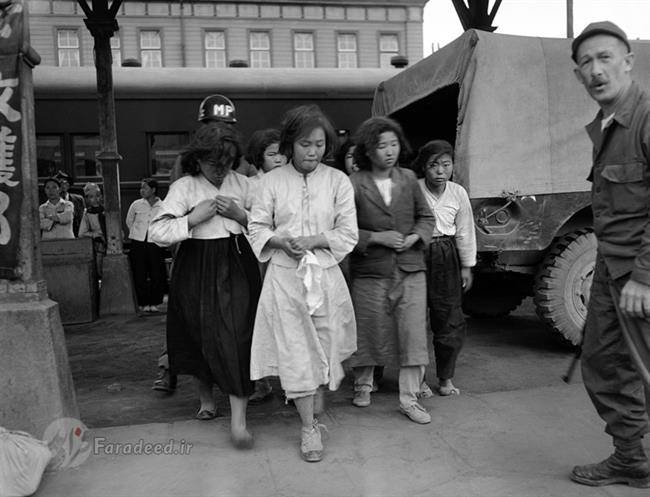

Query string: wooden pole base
[99,253,138,316]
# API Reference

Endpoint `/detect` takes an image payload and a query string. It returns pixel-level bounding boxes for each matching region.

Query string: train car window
[36,134,64,178]
[250,31,271,68]
[72,134,101,178]
[337,33,358,69]
[148,133,189,177]
[111,36,122,67]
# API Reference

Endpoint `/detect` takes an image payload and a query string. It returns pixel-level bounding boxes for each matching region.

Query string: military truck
[372,30,650,344]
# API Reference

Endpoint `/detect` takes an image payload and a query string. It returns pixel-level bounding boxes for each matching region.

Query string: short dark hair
[141,177,158,193]
[334,138,355,174]
[279,105,337,162]
[54,170,72,185]
[353,116,411,171]
[44,177,61,188]
[412,140,454,178]
[245,128,281,170]
[180,121,242,176]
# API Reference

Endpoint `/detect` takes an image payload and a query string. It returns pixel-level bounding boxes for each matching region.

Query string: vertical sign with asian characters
[0,1,23,279]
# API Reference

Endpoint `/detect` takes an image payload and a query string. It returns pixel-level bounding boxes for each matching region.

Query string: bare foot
[230,426,254,449]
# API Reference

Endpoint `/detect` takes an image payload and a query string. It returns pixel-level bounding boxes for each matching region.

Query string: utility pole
[567,0,574,38]
[77,0,137,314]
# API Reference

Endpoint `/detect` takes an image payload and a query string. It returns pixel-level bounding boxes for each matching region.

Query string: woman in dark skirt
[149,122,260,449]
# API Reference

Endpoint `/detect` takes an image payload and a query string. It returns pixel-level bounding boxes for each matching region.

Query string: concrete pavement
[36,383,650,497]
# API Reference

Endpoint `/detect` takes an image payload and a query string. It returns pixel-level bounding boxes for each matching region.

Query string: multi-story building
[27,0,426,68]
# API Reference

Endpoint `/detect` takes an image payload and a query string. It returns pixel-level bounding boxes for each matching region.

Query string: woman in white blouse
[125,178,167,313]
[248,105,358,463]
[149,123,261,449]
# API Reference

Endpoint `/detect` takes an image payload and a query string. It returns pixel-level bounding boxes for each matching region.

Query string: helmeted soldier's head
[197,94,237,124]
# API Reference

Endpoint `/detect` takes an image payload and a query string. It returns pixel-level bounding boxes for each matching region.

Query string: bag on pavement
[0,427,52,497]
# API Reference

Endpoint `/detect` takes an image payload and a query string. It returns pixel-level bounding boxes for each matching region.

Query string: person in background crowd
[248,105,358,462]
[126,178,167,313]
[78,182,107,280]
[569,21,650,489]
[348,116,435,424]
[149,122,260,449]
[39,177,75,240]
[54,170,85,237]
[413,139,476,398]
[335,139,359,176]
[244,128,287,403]
[246,128,287,178]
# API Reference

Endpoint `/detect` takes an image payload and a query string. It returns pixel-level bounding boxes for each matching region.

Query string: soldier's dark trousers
[582,256,650,442]
[426,237,466,380]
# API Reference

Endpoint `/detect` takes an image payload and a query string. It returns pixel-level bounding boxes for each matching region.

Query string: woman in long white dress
[248,105,358,463]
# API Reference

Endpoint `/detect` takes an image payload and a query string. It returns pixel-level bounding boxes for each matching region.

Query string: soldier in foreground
[571,21,650,488]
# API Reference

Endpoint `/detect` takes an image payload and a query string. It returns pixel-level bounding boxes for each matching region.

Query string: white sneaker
[301,420,325,462]
[352,390,371,407]
[417,382,434,399]
[399,403,431,424]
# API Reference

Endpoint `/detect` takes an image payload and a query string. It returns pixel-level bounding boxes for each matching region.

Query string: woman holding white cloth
[248,105,358,463]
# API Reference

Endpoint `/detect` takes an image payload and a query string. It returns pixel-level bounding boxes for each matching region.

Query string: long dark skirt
[166,235,261,397]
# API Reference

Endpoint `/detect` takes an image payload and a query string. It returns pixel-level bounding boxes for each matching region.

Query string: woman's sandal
[196,408,217,420]
[438,385,460,396]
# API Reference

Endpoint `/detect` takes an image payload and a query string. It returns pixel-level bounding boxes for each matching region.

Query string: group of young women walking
[148,104,476,463]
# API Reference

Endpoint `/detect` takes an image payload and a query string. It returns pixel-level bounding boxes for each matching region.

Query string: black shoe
[152,368,177,393]
[571,452,650,488]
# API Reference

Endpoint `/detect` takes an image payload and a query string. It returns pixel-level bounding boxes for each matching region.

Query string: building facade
[27,0,426,68]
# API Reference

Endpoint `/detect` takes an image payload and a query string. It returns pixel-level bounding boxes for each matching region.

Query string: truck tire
[534,230,596,345]
[462,274,527,318]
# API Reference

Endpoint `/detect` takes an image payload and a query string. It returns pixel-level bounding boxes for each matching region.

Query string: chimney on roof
[228,59,249,68]
[390,55,409,69]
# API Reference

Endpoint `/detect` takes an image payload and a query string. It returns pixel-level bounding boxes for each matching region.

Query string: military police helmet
[197,94,237,124]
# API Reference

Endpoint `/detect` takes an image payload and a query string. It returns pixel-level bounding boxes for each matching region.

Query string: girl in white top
[244,128,287,404]
[149,122,261,449]
[125,178,167,312]
[248,105,358,463]
[414,139,477,397]
[39,178,74,240]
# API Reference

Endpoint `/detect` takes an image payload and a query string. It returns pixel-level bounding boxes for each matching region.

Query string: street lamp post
[77,0,136,314]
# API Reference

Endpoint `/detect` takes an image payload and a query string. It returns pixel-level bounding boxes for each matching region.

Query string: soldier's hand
[619,279,650,319]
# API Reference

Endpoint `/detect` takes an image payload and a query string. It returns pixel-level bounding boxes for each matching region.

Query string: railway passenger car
[33,66,397,219]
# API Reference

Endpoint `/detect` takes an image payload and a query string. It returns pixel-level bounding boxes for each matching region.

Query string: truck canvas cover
[372,30,650,199]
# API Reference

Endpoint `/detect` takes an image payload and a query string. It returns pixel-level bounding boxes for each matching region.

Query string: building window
[148,133,189,177]
[249,31,271,68]
[379,34,399,68]
[140,30,162,67]
[337,33,358,68]
[72,134,101,177]
[293,32,315,68]
[36,135,64,178]
[204,31,226,68]
[57,29,80,67]
[111,36,122,66]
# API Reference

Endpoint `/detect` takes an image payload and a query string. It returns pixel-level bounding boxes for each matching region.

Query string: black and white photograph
[1,0,649,495]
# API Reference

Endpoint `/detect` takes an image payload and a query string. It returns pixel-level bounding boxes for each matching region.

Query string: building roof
[152,0,428,7]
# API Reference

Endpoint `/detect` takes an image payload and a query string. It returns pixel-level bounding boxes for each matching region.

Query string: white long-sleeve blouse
[148,172,251,247]
[248,163,358,269]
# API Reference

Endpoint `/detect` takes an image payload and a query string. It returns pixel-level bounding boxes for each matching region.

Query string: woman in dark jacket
[348,116,435,424]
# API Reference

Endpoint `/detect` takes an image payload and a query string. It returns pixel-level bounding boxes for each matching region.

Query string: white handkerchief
[297,250,324,315]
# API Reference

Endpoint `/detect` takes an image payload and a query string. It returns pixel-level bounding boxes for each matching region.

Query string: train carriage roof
[33,67,399,100]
